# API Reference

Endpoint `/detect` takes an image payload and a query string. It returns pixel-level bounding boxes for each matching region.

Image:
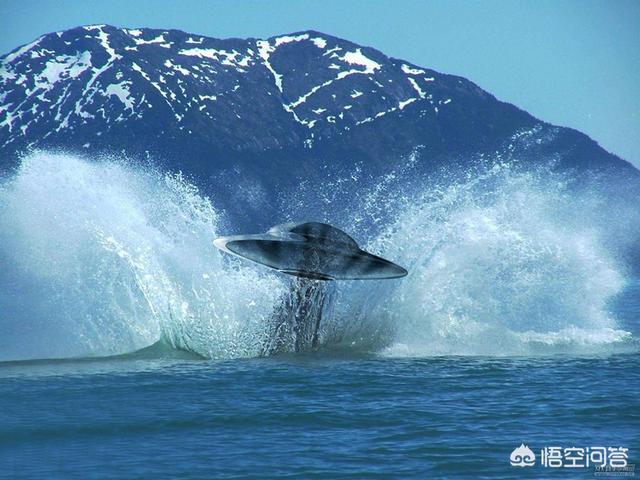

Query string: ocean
[1,152,639,478]
[2,352,639,478]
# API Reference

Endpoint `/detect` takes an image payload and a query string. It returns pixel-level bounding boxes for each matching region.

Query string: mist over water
[0,151,636,361]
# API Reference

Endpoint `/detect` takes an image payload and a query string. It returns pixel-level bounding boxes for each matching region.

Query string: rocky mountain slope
[1,25,637,225]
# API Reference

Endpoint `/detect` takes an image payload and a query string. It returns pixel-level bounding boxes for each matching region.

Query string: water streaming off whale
[0,151,636,361]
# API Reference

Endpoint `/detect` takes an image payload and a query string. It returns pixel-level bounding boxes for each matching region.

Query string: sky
[1,0,639,167]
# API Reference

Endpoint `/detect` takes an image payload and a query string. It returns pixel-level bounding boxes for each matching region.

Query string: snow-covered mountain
[0,25,502,155]
[0,26,476,144]
[0,25,637,218]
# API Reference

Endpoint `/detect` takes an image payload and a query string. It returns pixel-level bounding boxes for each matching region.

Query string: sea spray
[0,151,285,361]
[0,151,636,361]
[329,162,634,355]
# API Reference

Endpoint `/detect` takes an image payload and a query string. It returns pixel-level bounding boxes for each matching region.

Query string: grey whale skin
[213,222,407,281]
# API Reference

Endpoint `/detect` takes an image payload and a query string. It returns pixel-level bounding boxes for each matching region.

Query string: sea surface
[1,152,639,478]
[1,351,639,479]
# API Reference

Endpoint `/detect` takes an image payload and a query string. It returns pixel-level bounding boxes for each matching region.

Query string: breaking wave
[0,151,636,361]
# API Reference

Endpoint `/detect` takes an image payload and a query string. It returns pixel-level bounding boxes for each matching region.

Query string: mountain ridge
[0,25,637,195]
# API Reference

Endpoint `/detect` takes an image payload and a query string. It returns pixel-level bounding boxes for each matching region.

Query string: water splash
[0,151,285,361]
[329,162,635,356]
[0,151,636,361]
[262,279,336,355]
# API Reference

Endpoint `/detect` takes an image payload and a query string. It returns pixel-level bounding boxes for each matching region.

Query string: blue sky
[1,0,638,167]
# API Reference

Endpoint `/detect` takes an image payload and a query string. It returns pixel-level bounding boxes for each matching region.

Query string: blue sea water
[1,352,639,479]
[1,152,639,478]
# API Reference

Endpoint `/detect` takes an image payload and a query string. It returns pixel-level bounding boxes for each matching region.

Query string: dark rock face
[1,25,637,225]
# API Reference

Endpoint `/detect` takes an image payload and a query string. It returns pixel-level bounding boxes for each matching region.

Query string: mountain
[0,25,638,224]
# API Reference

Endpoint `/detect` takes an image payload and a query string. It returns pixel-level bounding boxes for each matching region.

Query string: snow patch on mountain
[35,52,92,89]
[273,33,327,49]
[408,77,426,99]
[105,82,134,111]
[164,59,190,76]
[398,98,417,110]
[339,49,381,74]
[178,48,253,69]
[256,40,282,92]
[3,37,43,64]
[401,64,425,75]
[0,26,458,149]
[133,34,168,46]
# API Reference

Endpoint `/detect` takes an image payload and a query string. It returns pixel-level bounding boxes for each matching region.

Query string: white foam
[0,152,286,361]
[327,162,634,356]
